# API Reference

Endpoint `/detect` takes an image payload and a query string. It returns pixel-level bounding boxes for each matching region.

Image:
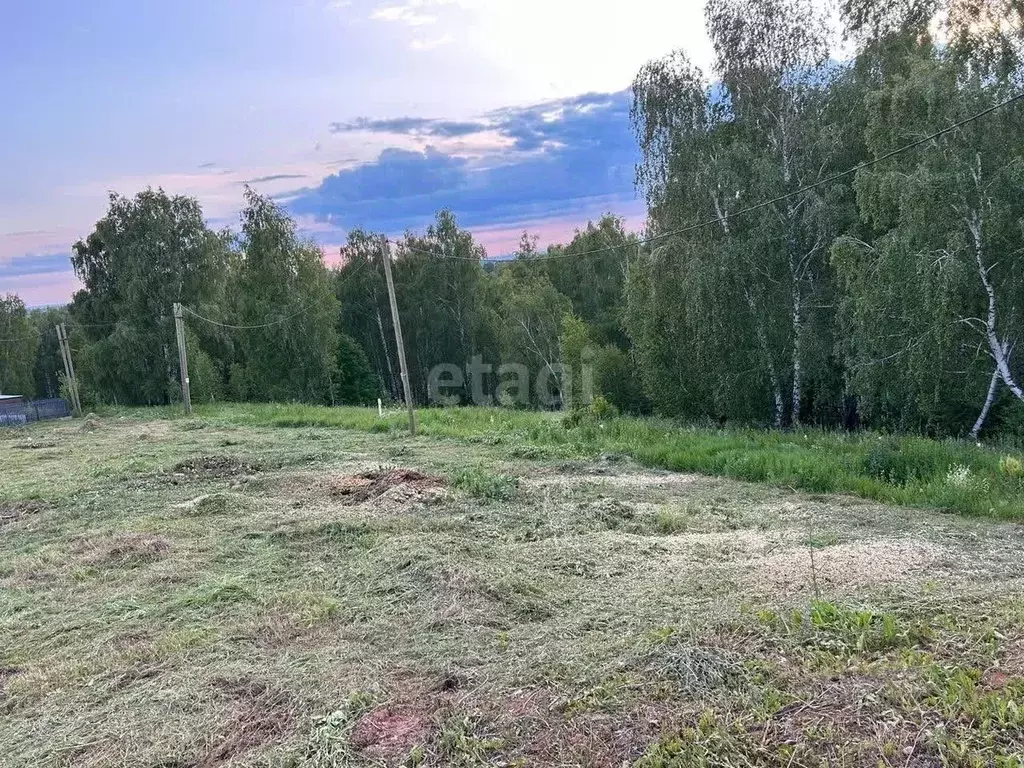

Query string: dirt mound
[79,413,102,431]
[328,468,445,505]
[172,492,250,517]
[174,455,262,478]
[0,500,46,526]
[351,706,431,761]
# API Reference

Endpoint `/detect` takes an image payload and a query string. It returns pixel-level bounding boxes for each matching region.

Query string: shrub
[563,395,620,429]
[999,455,1024,480]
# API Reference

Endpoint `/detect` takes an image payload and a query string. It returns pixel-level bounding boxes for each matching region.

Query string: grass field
[2,406,1024,766]
[174,402,1024,519]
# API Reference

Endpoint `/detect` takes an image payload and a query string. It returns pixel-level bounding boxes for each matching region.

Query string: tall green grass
[137,402,1024,519]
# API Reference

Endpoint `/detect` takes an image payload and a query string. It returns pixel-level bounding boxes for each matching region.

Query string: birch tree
[69,189,231,405]
[232,189,339,404]
[629,0,842,426]
[834,4,1024,436]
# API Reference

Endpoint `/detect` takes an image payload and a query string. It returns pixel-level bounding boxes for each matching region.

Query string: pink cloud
[0,271,82,308]
[471,204,646,256]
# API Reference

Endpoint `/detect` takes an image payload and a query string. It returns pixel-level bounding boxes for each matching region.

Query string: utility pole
[55,323,82,416]
[380,245,416,435]
[172,303,192,415]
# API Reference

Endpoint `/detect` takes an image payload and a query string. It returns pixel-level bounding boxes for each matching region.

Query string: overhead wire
[181,252,368,330]
[4,91,1020,339]
[383,90,1024,263]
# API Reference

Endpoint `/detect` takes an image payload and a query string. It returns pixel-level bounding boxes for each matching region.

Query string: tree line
[2,0,1022,437]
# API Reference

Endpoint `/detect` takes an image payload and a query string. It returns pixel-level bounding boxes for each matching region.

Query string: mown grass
[3,411,1024,766]
[123,402,1024,519]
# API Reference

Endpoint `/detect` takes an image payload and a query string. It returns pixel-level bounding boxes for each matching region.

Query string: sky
[0,0,713,306]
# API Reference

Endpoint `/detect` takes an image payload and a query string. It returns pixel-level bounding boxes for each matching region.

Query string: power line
[182,256,367,330]
[182,301,327,330]
[385,90,1024,263]
[0,332,45,343]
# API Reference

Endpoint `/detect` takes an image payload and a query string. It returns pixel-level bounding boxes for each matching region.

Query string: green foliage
[0,294,38,397]
[332,334,378,405]
[636,711,814,768]
[563,395,619,429]
[542,215,637,348]
[449,467,519,500]
[437,715,505,766]
[28,306,66,399]
[999,455,1024,480]
[483,260,572,407]
[924,665,1024,765]
[593,343,649,414]
[69,188,231,406]
[305,691,375,766]
[232,189,339,404]
[394,210,488,404]
[183,327,223,404]
[559,312,593,409]
[6,0,1024,446]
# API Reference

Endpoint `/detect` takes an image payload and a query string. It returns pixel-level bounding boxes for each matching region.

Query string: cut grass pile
[1,410,1023,766]
[128,402,1024,519]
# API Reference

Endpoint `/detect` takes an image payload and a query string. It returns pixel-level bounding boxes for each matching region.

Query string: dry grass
[1,412,1023,766]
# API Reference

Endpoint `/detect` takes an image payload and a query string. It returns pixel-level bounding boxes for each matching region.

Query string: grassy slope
[149,403,1024,519]
[3,411,1024,766]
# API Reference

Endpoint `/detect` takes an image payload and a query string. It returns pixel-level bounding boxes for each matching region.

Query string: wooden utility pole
[380,246,416,435]
[172,303,192,415]
[56,323,82,416]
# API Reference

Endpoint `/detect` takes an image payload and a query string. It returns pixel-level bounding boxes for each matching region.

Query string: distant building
[0,394,26,408]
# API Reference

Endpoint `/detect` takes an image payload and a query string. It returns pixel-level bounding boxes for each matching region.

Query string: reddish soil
[351,706,432,761]
[328,468,445,505]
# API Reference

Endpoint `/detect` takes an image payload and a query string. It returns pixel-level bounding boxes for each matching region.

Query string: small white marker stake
[378,398,383,417]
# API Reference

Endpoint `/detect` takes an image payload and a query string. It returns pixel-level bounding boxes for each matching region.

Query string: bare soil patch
[12,440,57,450]
[0,500,46,526]
[200,677,297,767]
[76,532,172,567]
[327,468,446,506]
[174,455,263,479]
[351,706,433,761]
[79,413,102,431]
[0,666,20,691]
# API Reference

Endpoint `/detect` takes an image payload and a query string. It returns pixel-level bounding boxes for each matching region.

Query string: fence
[0,398,72,427]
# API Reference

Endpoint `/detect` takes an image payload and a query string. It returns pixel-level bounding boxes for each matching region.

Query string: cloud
[290,89,639,236]
[410,33,452,51]
[1,225,83,264]
[369,0,474,26]
[329,116,486,137]
[237,173,308,185]
[371,2,439,26]
[1,252,70,278]
[0,253,78,307]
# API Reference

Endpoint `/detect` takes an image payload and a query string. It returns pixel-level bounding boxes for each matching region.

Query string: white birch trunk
[791,286,803,427]
[969,366,1000,440]
[968,208,1024,401]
